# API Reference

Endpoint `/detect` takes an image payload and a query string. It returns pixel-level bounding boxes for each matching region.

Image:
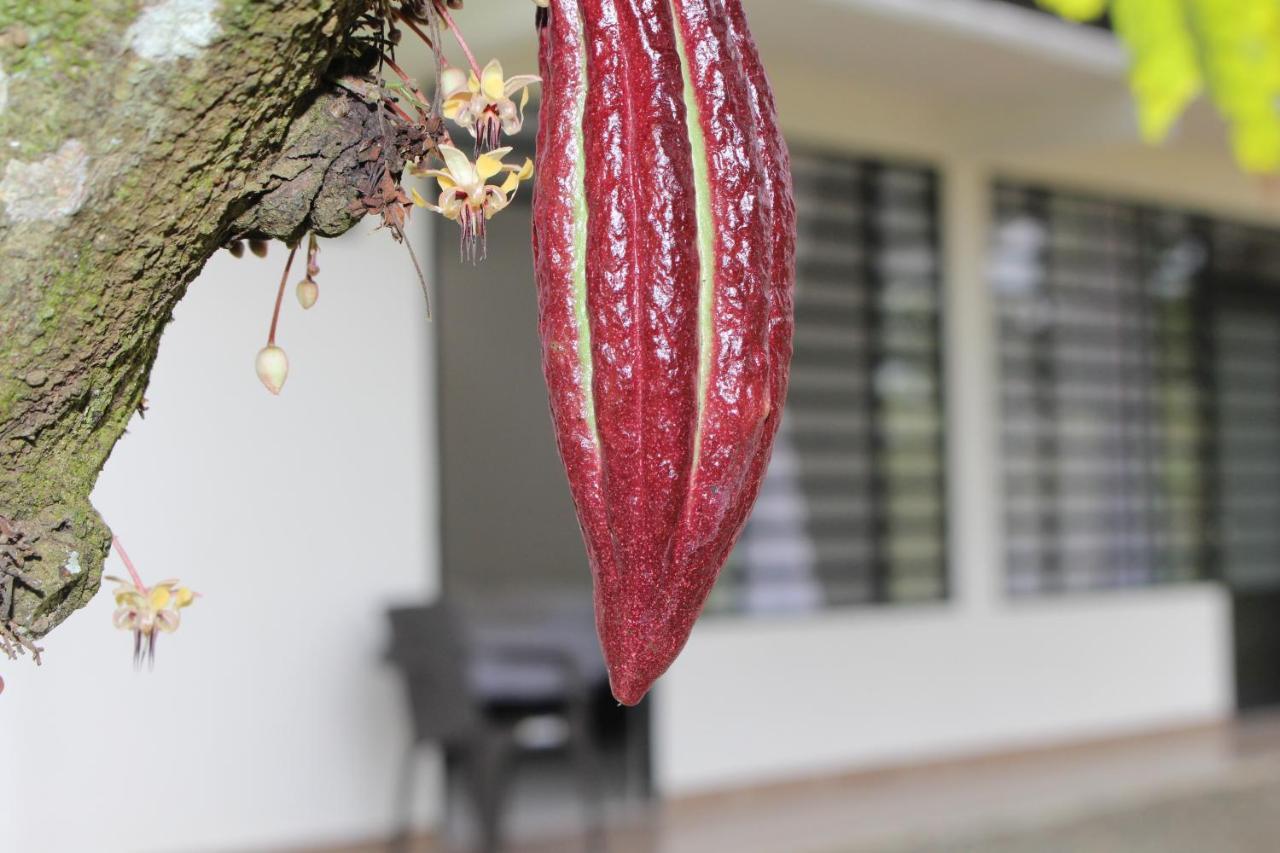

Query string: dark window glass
[1205,221,1280,594]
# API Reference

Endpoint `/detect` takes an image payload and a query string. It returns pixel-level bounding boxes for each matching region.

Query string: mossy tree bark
[0,0,379,656]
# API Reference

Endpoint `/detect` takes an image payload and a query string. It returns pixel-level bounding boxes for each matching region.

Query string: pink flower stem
[111,536,147,593]
[268,242,299,346]
[433,1,482,78]
[383,97,416,123]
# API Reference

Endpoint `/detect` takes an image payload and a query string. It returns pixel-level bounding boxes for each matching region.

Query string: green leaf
[1036,0,1110,22]
[1041,0,1280,174]
[1184,0,1280,173]
[1111,0,1203,144]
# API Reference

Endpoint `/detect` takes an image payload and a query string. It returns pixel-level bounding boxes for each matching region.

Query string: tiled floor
[313,713,1280,853]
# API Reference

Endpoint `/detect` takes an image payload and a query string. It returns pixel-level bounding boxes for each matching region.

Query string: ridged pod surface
[532,0,795,705]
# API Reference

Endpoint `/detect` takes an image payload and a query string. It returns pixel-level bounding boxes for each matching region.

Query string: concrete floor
[313,713,1280,853]
[886,758,1280,853]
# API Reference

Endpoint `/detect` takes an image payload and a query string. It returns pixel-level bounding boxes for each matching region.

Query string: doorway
[431,145,653,844]
[1212,289,1280,710]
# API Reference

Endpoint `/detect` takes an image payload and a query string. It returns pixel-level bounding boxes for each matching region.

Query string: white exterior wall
[0,221,442,852]
[655,589,1231,794]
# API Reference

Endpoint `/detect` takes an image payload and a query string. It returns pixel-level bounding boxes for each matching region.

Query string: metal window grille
[711,152,948,614]
[994,182,1280,595]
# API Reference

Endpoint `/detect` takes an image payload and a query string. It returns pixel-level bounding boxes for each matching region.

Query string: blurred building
[440,0,1271,802]
[5,1,1280,851]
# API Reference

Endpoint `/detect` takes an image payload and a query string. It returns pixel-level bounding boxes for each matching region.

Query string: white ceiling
[750,0,1123,106]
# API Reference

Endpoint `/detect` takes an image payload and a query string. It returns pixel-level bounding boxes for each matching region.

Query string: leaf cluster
[1039,0,1280,173]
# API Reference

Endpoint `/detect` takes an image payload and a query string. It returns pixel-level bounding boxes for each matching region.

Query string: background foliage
[1039,0,1280,173]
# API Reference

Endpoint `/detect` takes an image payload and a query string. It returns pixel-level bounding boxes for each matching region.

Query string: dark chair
[385,603,604,853]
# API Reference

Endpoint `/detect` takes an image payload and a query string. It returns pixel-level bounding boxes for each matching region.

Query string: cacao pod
[533,0,795,705]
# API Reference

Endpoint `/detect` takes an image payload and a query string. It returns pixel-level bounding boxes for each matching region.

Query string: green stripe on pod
[569,20,598,443]
[669,0,716,469]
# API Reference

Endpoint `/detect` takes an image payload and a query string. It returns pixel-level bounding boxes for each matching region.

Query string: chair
[385,603,604,853]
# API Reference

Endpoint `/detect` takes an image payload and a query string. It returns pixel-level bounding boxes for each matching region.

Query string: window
[994,182,1280,595]
[995,184,1205,594]
[712,152,948,614]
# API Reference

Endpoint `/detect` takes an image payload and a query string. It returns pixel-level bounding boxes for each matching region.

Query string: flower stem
[112,536,146,593]
[433,1,482,78]
[403,233,433,321]
[383,97,416,124]
[269,242,299,346]
[381,53,416,87]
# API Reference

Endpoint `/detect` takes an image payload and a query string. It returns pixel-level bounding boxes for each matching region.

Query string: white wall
[656,589,1231,794]
[0,220,441,852]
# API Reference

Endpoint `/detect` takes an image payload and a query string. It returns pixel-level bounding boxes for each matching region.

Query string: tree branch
[0,1,378,644]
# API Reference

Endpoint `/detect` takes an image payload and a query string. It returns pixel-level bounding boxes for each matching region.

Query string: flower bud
[249,238,269,258]
[228,240,245,258]
[296,277,319,310]
[255,345,289,395]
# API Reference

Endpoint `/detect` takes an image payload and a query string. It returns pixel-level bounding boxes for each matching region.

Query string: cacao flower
[413,145,533,260]
[105,574,199,666]
[440,60,541,152]
[533,0,795,704]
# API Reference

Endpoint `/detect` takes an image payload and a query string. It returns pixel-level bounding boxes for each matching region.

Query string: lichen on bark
[0,0,384,657]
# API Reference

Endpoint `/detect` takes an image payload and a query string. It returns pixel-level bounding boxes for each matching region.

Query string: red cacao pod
[532,0,795,705]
